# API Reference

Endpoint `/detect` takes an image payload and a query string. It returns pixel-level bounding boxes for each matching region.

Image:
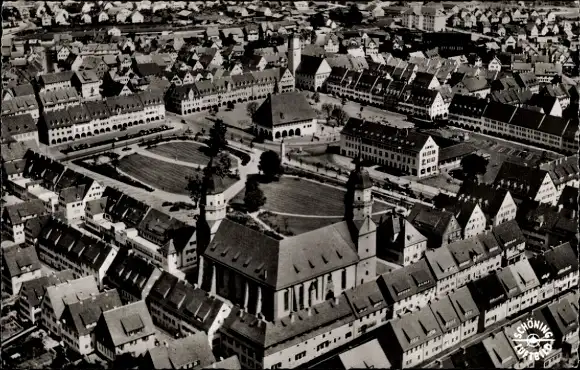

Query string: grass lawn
[258,212,340,236]
[148,141,211,165]
[118,154,237,195]
[233,176,392,216]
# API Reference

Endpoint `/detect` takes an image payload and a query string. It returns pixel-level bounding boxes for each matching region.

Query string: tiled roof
[377,214,427,255]
[40,71,75,85]
[430,296,461,331]
[206,219,359,290]
[482,332,517,368]
[105,94,144,115]
[342,118,432,153]
[448,286,479,323]
[338,339,391,369]
[390,305,442,352]
[2,244,41,278]
[344,280,388,318]
[38,218,114,272]
[1,114,37,138]
[39,87,80,108]
[254,92,316,129]
[148,333,216,369]
[493,161,549,200]
[1,96,38,116]
[408,203,458,240]
[45,275,100,320]
[2,198,47,225]
[222,296,354,355]
[41,108,74,129]
[19,270,75,307]
[99,300,155,347]
[1,142,31,162]
[147,272,226,333]
[424,246,459,281]
[61,290,122,336]
[467,273,507,311]
[379,259,435,304]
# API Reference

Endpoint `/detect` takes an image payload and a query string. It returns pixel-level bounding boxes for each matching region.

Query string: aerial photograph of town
[0,0,578,369]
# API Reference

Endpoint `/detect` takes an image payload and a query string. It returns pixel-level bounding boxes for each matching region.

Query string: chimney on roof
[334,296,340,306]
[557,204,563,213]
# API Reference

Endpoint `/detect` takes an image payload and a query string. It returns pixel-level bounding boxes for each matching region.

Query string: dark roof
[467,273,507,311]
[457,181,510,220]
[2,244,41,278]
[448,286,479,323]
[529,242,579,282]
[342,118,432,153]
[254,92,316,128]
[557,186,578,211]
[135,62,163,77]
[2,199,47,225]
[493,161,549,200]
[105,250,161,300]
[1,114,37,138]
[84,100,111,120]
[448,94,488,118]
[138,208,196,255]
[205,219,359,290]
[19,270,75,307]
[438,143,477,162]
[537,115,571,137]
[543,293,579,337]
[379,259,436,304]
[148,333,216,369]
[39,71,74,85]
[41,108,74,129]
[511,107,545,130]
[491,220,525,250]
[482,101,517,123]
[147,272,225,333]
[105,94,144,115]
[108,194,150,228]
[408,203,459,240]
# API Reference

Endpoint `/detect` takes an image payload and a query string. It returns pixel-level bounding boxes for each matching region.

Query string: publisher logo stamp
[512,319,555,361]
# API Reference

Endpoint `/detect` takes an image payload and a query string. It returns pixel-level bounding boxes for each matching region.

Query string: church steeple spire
[345,139,373,221]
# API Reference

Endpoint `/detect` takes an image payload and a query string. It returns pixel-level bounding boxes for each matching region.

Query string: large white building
[38,91,165,146]
[341,118,439,178]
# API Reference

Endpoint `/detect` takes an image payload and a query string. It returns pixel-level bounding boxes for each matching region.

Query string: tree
[207,119,228,157]
[309,12,325,29]
[332,105,349,126]
[346,4,363,26]
[259,150,282,179]
[460,154,489,179]
[214,152,232,178]
[322,103,334,120]
[313,92,321,103]
[187,173,203,207]
[246,101,259,121]
[244,177,266,212]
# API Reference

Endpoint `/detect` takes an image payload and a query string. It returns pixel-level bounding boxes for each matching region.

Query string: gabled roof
[99,300,155,347]
[105,250,161,300]
[45,275,99,320]
[493,161,550,200]
[2,244,41,278]
[222,296,354,355]
[61,290,122,336]
[2,199,47,225]
[19,270,75,307]
[148,333,216,369]
[205,219,360,290]
[147,272,226,333]
[448,286,479,323]
[379,259,435,304]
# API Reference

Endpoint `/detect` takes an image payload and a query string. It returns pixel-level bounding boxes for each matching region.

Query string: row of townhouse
[325,67,450,120]
[340,118,440,178]
[448,94,579,153]
[21,269,233,368]
[7,151,105,223]
[381,220,525,319]
[446,290,578,369]
[35,273,158,361]
[165,67,295,115]
[385,241,578,368]
[37,90,165,146]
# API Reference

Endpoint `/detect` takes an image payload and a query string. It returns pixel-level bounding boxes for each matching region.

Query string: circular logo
[512,319,555,361]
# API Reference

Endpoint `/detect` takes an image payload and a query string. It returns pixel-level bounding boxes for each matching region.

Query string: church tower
[345,148,377,286]
[288,33,301,76]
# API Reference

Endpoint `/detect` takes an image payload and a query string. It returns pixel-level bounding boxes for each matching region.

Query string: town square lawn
[147,141,211,165]
[234,176,391,216]
[118,154,236,195]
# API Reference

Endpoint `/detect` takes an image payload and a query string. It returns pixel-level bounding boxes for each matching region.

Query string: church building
[195,161,377,321]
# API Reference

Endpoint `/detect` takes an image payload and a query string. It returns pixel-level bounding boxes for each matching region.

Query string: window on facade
[341,270,347,289]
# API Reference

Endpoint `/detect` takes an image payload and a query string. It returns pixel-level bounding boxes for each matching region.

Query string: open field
[147,141,211,165]
[118,154,236,195]
[258,212,341,236]
[233,176,391,216]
